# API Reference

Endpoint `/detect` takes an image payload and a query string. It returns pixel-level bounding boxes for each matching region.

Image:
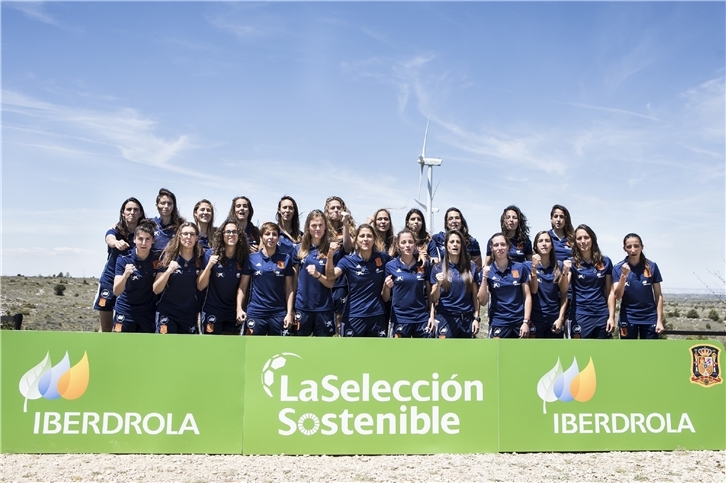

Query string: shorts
[244,313,291,336]
[112,310,154,333]
[570,314,611,339]
[295,310,336,337]
[332,286,348,315]
[341,315,387,338]
[201,311,240,335]
[435,312,475,339]
[488,324,520,339]
[619,320,659,340]
[392,321,432,338]
[156,312,199,335]
[93,283,116,312]
[529,318,564,339]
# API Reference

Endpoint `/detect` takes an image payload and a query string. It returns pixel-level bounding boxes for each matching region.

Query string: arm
[471,280,480,335]
[605,274,616,333]
[529,255,541,294]
[653,282,664,333]
[477,265,491,305]
[520,282,532,338]
[307,263,335,289]
[325,245,343,281]
[196,254,219,291]
[283,275,295,328]
[553,272,570,333]
[341,213,354,253]
[106,231,129,251]
[152,261,179,295]
[382,275,393,302]
[426,281,436,333]
[113,264,135,296]
[613,264,630,300]
[236,274,250,322]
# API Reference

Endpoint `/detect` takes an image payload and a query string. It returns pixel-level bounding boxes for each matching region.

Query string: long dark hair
[211,218,250,266]
[158,222,203,269]
[500,205,529,248]
[156,188,184,229]
[572,224,605,270]
[228,196,260,246]
[623,233,652,277]
[444,207,472,246]
[115,197,146,241]
[276,195,302,242]
[439,230,474,293]
[533,230,563,283]
[550,204,574,246]
[193,199,216,241]
[405,208,430,247]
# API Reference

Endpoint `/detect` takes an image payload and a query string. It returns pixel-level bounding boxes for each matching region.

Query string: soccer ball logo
[261,352,301,397]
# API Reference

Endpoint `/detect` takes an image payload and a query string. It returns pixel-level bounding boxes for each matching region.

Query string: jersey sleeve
[485,236,492,256]
[284,255,295,276]
[650,261,663,283]
[241,256,253,276]
[427,238,439,259]
[115,255,127,276]
[430,263,441,284]
[523,238,533,257]
[612,261,623,280]
[468,237,482,257]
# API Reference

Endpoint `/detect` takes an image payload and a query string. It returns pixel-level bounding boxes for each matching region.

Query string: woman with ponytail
[612,234,664,339]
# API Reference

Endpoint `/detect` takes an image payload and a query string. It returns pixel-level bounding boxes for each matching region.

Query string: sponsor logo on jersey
[690,344,722,387]
[18,351,90,412]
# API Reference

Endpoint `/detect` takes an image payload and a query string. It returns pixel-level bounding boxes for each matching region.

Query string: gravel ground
[2,452,725,482]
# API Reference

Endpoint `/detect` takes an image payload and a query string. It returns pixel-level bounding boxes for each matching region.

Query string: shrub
[57,271,64,278]
[707,309,720,322]
[53,284,66,296]
[667,308,681,318]
[706,323,712,330]
[686,309,699,319]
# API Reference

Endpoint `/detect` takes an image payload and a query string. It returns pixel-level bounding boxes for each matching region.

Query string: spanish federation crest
[689,344,722,388]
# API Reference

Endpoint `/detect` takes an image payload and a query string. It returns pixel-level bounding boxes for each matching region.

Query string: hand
[552,318,563,334]
[427,316,437,334]
[114,240,130,251]
[236,309,247,323]
[656,321,665,334]
[329,241,340,253]
[563,259,572,274]
[384,275,394,288]
[606,317,616,334]
[167,260,180,273]
[249,244,260,253]
[207,254,220,268]
[283,313,293,329]
[472,318,480,336]
[519,322,530,338]
[482,265,491,278]
[124,264,135,277]
[365,216,374,225]
[435,272,445,282]
[306,264,319,277]
[532,254,541,269]
[621,263,631,278]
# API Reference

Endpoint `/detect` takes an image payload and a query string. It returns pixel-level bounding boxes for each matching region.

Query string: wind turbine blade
[417,164,424,200]
[414,199,427,209]
[432,179,442,200]
[421,117,430,158]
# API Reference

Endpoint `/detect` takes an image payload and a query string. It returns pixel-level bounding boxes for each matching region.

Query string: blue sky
[2,2,724,293]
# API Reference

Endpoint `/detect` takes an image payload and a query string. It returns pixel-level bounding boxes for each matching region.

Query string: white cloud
[7,2,59,26]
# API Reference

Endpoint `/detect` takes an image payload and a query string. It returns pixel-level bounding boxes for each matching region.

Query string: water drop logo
[18,351,90,412]
[261,352,301,397]
[537,357,596,414]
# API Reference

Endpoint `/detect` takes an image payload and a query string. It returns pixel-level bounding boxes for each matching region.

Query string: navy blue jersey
[156,254,201,319]
[330,229,349,290]
[570,256,613,318]
[244,224,259,250]
[548,229,572,262]
[428,232,482,260]
[113,250,158,315]
[243,250,294,317]
[201,249,244,321]
[198,233,211,251]
[294,246,334,312]
[430,261,478,315]
[485,236,532,263]
[277,231,298,259]
[100,228,134,286]
[485,261,530,326]
[152,216,176,252]
[386,257,431,324]
[613,259,663,324]
[524,260,563,323]
[336,251,391,318]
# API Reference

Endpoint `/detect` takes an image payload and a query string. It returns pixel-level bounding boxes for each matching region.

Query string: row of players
[95,188,664,339]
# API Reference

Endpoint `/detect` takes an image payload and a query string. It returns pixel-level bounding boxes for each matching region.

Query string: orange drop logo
[18,351,90,412]
[537,357,596,413]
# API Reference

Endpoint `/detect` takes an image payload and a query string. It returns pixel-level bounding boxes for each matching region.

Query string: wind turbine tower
[415,118,443,231]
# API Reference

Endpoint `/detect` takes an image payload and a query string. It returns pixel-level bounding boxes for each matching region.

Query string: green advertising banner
[1,332,724,454]
[1,332,246,453]
[498,340,725,452]
[242,338,499,455]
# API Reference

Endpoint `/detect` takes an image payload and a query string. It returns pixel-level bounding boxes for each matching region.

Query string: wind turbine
[415,118,443,231]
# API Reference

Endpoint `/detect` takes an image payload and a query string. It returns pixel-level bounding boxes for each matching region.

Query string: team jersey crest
[375,258,382,267]
[690,344,722,387]
[512,269,519,278]
[277,260,285,269]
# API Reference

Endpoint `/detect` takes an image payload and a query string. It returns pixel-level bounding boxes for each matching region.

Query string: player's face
[157,196,174,217]
[375,211,391,233]
[407,213,423,233]
[279,200,295,222]
[135,231,153,256]
[261,228,279,250]
[504,210,519,232]
[491,235,508,261]
[536,234,553,255]
[223,223,239,247]
[179,227,198,248]
[356,228,375,252]
[234,199,249,222]
[623,237,642,258]
[308,217,326,242]
[446,211,462,231]
[195,203,213,224]
[123,202,142,225]
[551,209,566,230]
[397,233,416,256]
[446,234,462,256]
[575,229,592,254]
[327,201,342,221]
